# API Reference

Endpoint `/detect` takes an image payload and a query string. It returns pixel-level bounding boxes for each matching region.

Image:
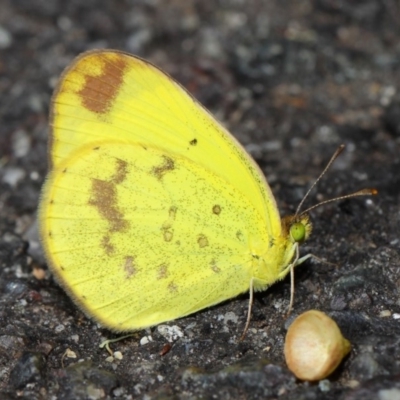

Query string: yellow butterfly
[39,50,375,334]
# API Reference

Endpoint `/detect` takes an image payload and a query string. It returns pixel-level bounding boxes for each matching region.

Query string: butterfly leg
[240,249,315,341]
[288,250,336,315]
[288,252,337,314]
[239,277,254,341]
[287,246,313,315]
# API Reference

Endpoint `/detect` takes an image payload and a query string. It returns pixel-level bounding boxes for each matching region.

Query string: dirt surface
[1,1,400,399]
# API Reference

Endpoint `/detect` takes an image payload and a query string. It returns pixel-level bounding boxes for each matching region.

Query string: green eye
[290,222,306,243]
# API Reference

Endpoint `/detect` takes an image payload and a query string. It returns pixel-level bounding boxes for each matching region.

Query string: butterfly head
[281,214,312,244]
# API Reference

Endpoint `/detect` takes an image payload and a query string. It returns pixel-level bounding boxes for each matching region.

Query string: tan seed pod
[284,310,351,381]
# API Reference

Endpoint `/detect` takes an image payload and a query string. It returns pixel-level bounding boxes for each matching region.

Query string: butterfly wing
[40,50,283,331]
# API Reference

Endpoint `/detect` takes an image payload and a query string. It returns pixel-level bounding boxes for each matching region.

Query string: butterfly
[39,50,376,335]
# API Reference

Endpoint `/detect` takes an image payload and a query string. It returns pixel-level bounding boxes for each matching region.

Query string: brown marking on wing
[167,282,178,293]
[161,205,178,242]
[236,230,244,243]
[210,259,221,273]
[123,256,137,278]
[89,178,129,232]
[162,226,174,242]
[157,264,169,280]
[77,54,128,114]
[113,158,129,184]
[197,234,209,248]
[169,205,177,219]
[152,156,175,180]
[102,235,115,255]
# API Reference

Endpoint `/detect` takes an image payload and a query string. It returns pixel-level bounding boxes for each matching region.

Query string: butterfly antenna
[294,144,346,218]
[299,188,378,216]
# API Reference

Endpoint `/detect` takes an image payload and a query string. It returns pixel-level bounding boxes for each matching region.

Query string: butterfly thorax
[252,213,312,292]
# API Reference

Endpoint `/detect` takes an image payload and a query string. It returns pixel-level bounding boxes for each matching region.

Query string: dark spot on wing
[212,205,221,215]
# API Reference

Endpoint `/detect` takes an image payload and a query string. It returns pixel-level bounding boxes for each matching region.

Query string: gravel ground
[1,1,400,399]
